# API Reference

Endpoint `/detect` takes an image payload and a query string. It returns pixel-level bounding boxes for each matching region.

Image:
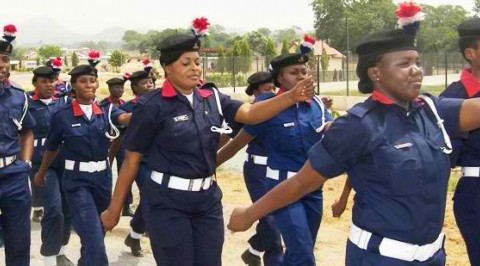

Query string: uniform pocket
[372,140,422,196]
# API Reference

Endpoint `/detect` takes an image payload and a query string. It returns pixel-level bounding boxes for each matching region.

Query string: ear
[465,48,476,62]
[367,67,380,82]
[164,64,173,75]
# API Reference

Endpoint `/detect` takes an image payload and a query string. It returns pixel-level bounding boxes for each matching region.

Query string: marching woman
[101,17,316,265]
[228,3,480,265]
[34,51,131,266]
[218,71,284,266]
[29,66,73,266]
[217,36,333,266]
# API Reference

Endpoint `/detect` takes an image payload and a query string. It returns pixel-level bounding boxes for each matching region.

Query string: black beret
[245,71,273,96]
[157,34,201,66]
[458,17,480,39]
[33,66,55,79]
[269,53,308,87]
[0,41,12,55]
[355,29,416,93]
[106,77,126,86]
[129,70,151,82]
[68,65,98,78]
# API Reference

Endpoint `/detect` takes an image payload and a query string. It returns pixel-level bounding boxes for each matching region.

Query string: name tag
[173,115,189,122]
[394,143,413,149]
[71,123,81,128]
[283,122,295,128]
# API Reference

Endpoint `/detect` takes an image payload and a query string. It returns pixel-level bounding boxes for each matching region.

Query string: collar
[32,91,58,101]
[106,96,125,105]
[71,99,103,117]
[161,79,177,98]
[371,90,396,105]
[161,79,212,99]
[460,68,480,98]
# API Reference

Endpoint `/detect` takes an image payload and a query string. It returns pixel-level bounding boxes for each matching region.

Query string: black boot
[56,255,75,266]
[241,249,261,266]
[32,209,43,223]
[124,234,144,257]
[122,205,134,217]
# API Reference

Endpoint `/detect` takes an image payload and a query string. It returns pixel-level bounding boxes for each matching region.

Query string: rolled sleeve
[308,115,369,179]
[219,93,243,124]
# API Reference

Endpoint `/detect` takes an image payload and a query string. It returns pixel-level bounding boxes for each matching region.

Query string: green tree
[247,31,268,55]
[11,47,28,60]
[37,45,62,63]
[257,28,272,37]
[122,30,145,51]
[311,0,396,52]
[320,47,330,81]
[64,55,69,67]
[239,37,253,73]
[108,50,126,72]
[273,28,298,44]
[474,0,480,16]
[264,38,276,67]
[416,5,467,52]
[281,39,290,55]
[217,45,226,74]
[71,52,79,67]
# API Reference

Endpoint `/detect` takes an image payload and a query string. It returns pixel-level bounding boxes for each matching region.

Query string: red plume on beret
[192,17,210,37]
[300,34,315,55]
[3,24,17,44]
[52,57,62,69]
[123,72,131,80]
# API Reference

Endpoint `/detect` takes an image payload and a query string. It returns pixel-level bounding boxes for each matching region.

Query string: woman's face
[109,85,124,98]
[373,50,423,102]
[133,78,154,96]
[277,64,308,91]
[165,51,202,90]
[73,75,97,101]
[34,77,55,98]
[253,82,275,96]
[0,54,10,83]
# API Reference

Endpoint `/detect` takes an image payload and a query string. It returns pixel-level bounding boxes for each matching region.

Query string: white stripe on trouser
[130,230,143,239]
[349,223,444,262]
[43,255,56,266]
[247,155,268,165]
[461,167,480,177]
[34,138,46,147]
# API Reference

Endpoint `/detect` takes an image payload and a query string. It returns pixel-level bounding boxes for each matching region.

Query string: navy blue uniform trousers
[243,161,283,266]
[37,165,72,256]
[142,177,224,266]
[0,163,31,266]
[266,177,323,266]
[453,176,480,266]
[130,162,150,234]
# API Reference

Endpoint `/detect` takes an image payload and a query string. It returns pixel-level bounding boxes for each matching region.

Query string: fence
[198,52,466,95]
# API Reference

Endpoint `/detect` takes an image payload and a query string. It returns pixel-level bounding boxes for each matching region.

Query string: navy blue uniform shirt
[244,91,333,172]
[0,81,36,157]
[123,80,243,179]
[440,68,480,167]
[308,90,462,245]
[28,94,69,165]
[46,100,124,161]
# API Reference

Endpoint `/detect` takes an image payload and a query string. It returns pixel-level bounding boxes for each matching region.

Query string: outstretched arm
[217,129,254,167]
[228,161,327,231]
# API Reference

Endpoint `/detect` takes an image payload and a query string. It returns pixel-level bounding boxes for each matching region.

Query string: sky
[1,0,476,35]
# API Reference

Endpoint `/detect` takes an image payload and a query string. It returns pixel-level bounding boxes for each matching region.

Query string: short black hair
[459,36,480,63]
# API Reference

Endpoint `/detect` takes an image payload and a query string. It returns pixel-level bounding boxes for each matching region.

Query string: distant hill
[16,17,126,47]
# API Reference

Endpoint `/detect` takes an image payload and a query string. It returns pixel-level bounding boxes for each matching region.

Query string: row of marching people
[2,5,480,266]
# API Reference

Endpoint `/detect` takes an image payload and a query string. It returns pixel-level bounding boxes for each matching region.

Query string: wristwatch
[24,160,32,168]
